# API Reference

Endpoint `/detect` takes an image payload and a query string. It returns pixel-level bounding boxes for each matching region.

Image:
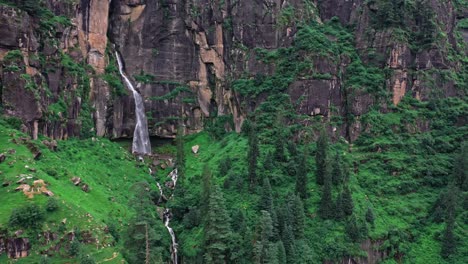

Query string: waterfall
[115,51,152,155]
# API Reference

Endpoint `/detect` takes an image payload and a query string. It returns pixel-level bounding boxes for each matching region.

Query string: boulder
[81,184,89,192]
[71,177,81,186]
[0,153,6,163]
[191,145,200,154]
[15,184,31,192]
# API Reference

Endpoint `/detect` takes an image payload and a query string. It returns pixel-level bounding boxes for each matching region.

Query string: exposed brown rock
[0,153,6,163]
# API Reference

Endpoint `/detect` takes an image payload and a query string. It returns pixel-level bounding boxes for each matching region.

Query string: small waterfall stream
[115,51,151,155]
[157,169,179,264]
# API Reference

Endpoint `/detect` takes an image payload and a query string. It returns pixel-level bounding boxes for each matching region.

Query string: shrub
[45,197,59,212]
[68,240,81,257]
[8,204,44,229]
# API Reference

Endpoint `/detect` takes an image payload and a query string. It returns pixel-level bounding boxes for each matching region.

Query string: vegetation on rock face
[0,0,467,264]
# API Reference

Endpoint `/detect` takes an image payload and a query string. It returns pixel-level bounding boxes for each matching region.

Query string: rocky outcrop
[0,0,465,141]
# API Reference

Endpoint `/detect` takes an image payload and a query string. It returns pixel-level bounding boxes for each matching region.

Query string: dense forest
[0,0,467,263]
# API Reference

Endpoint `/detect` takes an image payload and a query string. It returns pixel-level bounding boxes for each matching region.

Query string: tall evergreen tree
[334,192,344,220]
[204,186,232,264]
[345,214,360,243]
[365,207,375,228]
[441,183,458,258]
[282,224,296,264]
[290,195,305,239]
[295,151,308,200]
[453,142,467,191]
[201,164,213,216]
[277,241,287,264]
[253,211,277,264]
[176,126,185,180]
[342,186,354,216]
[331,151,344,185]
[123,182,165,264]
[318,169,334,219]
[248,126,259,189]
[259,177,273,213]
[441,213,456,259]
[315,128,329,185]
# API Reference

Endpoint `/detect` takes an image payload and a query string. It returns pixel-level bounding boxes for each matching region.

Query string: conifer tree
[201,164,213,216]
[295,151,308,200]
[331,151,344,185]
[176,126,185,180]
[441,213,456,259]
[274,138,286,163]
[277,241,287,264]
[441,183,458,258]
[342,186,354,216]
[318,169,334,219]
[334,192,344,220]
[365,207,375,228]
[345,214,360,242]
[453,142,467,191]
[263,151,274,171]
[248,126,259,189]
[259,177,273,213]
[204,186,232,264]
[253,211,277,264]
[315,128,329,185]
[290,195,305,239]
[281,224,296,264]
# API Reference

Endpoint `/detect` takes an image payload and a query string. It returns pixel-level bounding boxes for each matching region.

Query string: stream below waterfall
[157,169,179,264]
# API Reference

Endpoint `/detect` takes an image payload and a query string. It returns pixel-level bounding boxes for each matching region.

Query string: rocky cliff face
[0,0,466,140]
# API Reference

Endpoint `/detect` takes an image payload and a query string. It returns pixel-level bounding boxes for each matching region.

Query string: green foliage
[315,128,329,185]
[8,203,44,229]
[68,240,81,257]
[45,197,59,212]
[79,254,96,264]
[247,125,259,188]
[176,126,186,180]
[204,186,232,264]
[3,50,23,62]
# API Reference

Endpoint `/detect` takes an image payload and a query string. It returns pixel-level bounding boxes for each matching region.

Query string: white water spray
[115,51,151,155]
[156,169,179,264]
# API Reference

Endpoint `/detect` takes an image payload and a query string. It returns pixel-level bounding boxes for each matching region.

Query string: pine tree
[441,183,458,258]
[204,186,232,264]
[259,177,273,213]
[277,241,287,264]
[315,128,328,185]
[248,126,259,189]
[441,213,456,259]
[176,126,185,180]
[124,182,165,264]
[282,224,296,264]
[295,151,308,200]
[342,186,354,216]
[331,151,344,185]
[274,131,286,163]
[201,164,213,216]
[453,142,467,191]
[334,192,344,220]
[365,207,375,228]
[290,195,305,239]
[253,211,277,264]
[318,169,334,219]
[263,151,274,171]
[345,214,360,242]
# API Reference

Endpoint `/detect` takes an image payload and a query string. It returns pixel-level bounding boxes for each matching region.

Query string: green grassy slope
[0,119,168,263]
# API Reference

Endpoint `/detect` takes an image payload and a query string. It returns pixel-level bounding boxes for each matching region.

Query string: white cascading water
[115,51,151,155]
[157,169,179,264]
